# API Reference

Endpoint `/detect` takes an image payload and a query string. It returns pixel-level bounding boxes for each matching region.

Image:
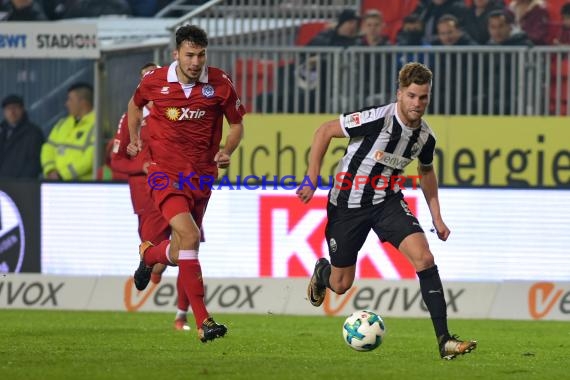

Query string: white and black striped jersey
[329,102,436,208]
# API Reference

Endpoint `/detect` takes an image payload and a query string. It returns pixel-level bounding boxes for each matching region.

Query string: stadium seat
[295,21,329,46]
[234,58,279,112]
[547,22,563,44]
[545,0,566,23]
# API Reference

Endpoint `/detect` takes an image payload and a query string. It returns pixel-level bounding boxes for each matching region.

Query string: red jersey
[109,110,152,214]
[133,62,246,174]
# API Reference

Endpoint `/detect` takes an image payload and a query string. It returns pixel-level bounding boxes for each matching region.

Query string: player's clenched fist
[214,151,231,168]
[127,136,142,157]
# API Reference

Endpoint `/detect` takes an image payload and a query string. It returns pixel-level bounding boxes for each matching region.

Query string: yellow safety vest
[41,111,95,180]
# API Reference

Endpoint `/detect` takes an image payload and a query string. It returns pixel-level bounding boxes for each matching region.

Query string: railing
[205,45,570,116]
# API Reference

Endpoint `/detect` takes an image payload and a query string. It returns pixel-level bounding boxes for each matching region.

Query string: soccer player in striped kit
[298,62,477,360]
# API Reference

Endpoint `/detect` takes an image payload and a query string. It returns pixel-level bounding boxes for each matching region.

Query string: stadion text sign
[0,22,99,59]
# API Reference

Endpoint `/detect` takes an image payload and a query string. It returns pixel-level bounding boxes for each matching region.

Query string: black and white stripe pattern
[329,102,436,208]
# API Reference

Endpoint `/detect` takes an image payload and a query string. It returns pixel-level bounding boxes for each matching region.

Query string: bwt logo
[165,107,205,121]
[0,34,26,48]
[259,195,417,279]
[528,282,570,319]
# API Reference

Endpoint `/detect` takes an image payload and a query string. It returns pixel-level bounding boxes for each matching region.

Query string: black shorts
[325,192,424,267]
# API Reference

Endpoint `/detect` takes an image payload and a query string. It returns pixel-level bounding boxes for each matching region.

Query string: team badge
[411,142,421,156]
[344,112,361,128]
[112,139,120,153]
[202,84,215,98]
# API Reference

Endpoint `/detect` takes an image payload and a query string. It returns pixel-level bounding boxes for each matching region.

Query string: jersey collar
[167,61,209,84]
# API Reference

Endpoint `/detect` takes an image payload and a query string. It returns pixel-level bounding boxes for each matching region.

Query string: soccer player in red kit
[126,25,245,342]
[111,62,191,331]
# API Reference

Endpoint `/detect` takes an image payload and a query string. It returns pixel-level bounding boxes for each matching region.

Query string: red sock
[143,240,171,266]
[176,272,190,311]
[178,252,209,328]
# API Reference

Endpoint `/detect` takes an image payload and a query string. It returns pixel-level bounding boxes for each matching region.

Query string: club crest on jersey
[410,142,421,156]
[373,150,412,169]
[344,112,361,129]
[202,84,214,98]
[165,107,206,121]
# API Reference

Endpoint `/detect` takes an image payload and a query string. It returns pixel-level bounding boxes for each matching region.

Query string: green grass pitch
[1,310,568,379]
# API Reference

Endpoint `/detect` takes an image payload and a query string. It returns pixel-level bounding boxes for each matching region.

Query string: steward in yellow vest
[41,83,95,180]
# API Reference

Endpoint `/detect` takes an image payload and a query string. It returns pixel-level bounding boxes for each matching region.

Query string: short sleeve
[221,76,246,123]
[418,134,436,166]
[133,73,152,108]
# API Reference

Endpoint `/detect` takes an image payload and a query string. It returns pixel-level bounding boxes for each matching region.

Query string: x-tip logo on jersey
[160,86,169,95]
[164,107,206,121]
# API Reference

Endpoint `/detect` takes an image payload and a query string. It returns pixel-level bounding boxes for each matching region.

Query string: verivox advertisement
[223,115,570,187]
[5,274,568,321]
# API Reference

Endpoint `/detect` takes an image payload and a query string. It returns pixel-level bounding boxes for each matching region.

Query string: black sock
[317,262,332,289]
[417,265,450,342]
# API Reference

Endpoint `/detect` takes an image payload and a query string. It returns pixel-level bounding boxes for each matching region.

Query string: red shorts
[138,206,171,244]
[147,163,211,227]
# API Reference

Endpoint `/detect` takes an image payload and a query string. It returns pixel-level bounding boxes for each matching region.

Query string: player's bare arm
[297,119,345,203]
[126,97,143,157]
[215,122,244,169]
[418,163,450,241]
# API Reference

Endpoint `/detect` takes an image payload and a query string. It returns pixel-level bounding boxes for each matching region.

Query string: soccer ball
[342,310,386,352]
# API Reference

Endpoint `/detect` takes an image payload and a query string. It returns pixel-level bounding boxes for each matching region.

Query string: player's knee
[414,250,435,271]
[178,231,200,250]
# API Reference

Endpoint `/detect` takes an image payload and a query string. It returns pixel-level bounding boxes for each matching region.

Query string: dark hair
[175,25,208,49]
[1,94,24,108]
[140,62,158,72]
[437,14,459,28]
[487,9,513,24]
[68,82,93,106]
[403,14,421,24]
[562,2,570,16]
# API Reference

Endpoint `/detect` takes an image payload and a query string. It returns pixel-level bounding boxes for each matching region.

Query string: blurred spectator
[553,2,570,45]
[1,0,47,20]
[413,0,470,44]
[464,0,504,44]
[396,14,426,45]
[0,94,44,179]
[487,9,533,46]
[432,14,476,46]
[307,8,360,47]
[486,10,532,114]
[358,9,390,46]
[357,9,392,106]
[41,83,95,180]
[508,0,550,45]
[43,0,131,19]
[395,14,430,76]
[431,14,477,114]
